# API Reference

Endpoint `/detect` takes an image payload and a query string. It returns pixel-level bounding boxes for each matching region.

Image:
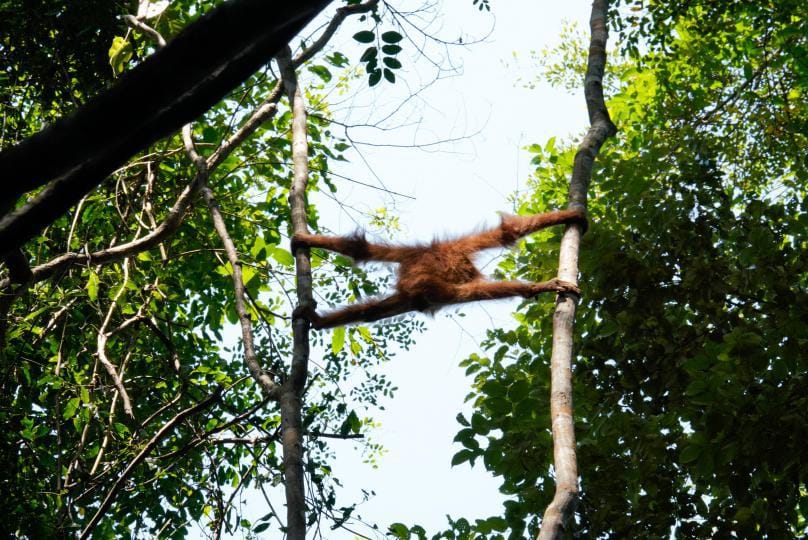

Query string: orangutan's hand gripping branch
[291,209,586,329]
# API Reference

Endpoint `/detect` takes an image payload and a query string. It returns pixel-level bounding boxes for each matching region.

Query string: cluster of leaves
[0,1,423,538]
[429,1,807,538]
[472,0,491,13]
[354,28,404,86]
[0,0,127,141]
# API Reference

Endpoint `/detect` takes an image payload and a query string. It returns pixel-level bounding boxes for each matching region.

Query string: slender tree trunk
[537,1,616,538]
[279,46,314,540]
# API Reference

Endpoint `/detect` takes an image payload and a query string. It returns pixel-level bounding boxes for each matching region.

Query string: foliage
[6,0,805,538]
[442,1,808,538]
[354,29,405,86]
[0,1,424,537]
[0,0,127,141]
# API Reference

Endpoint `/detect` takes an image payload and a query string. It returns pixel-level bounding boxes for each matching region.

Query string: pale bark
[537,1,616,538]
[278,46,314,540]
[182,124,280,398]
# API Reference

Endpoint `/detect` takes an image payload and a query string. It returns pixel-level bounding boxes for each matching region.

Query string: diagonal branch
[181,125,280,399]
[96,258,137,418]
[538,1,616,539]
[79,389,221,539]
[2,0,381,292]
[0,0,328,253]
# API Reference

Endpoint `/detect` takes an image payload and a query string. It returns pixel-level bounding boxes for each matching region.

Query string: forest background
[0,0,805,538]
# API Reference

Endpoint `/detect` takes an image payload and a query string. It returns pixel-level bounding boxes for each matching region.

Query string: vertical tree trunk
[537,1,616,538]
[279,46,314,540]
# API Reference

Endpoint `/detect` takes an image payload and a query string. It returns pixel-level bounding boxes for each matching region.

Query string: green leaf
[481,379,507,398]
[508,379,530,401]
[268,246,294,267]
[63,397,81,420]
[598,319,618,337]
[108,36,133,75]
[360,46,378,62]
[368,69,382,86]
[225,303,238,325]
[388,523,410,539]
[241,265,258,288]
[250,236,267,259]
[353,30,375,43]
[340,410,361,435]
[680,444,701,463]
[331,326,345,354]
[685,379,708,396]
[485,396,511,415]
[451,449,475,466]
[201,126,219,143]
[307,64,332,83]
[326,52,349,67]
[470,412,489,434]
[357,326,373,343]
[381,44,402,55]
[86,270,100,301]
[383,68,395,83]
[383,57,402,69]
[381,31,403,44]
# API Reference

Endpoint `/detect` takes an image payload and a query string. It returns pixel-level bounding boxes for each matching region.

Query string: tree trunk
[537,1,616,538]
[279,46,314,540]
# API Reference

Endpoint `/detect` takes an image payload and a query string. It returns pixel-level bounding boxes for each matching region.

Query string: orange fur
[292,209,586,329]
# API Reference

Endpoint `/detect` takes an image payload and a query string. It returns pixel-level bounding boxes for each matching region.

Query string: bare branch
[124,14,166,47]
[96,258,137,418]
[538,1,616,538]
[181,125,280,399]
[279,45,314,540]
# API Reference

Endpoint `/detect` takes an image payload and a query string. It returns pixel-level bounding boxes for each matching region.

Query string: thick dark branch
[538,1,616,539]
[2,1,380,291]
[2,249,32,283]
[0,0,328,253]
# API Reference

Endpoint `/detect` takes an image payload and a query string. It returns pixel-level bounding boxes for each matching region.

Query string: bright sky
[199,2,593,538]
[316,1,592,537]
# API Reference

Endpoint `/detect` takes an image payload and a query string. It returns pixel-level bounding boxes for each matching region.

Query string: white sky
[200,1,592,538]
[315,1,591,537]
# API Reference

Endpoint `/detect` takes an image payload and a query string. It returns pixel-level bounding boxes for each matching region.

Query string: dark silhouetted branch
[0,0,328,252]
